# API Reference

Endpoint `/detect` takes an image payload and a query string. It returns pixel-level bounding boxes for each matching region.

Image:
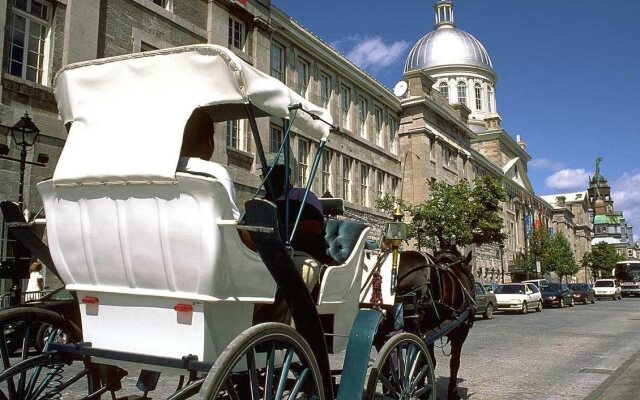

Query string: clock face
[393,81,408,97]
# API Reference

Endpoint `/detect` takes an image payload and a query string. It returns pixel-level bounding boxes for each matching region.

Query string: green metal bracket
[335,309,383,400]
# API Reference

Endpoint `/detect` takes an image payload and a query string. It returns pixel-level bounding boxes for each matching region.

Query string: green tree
[527,224,550,275]
[544,233,578,282]
[582,242,624,279]
[409,176,507,251]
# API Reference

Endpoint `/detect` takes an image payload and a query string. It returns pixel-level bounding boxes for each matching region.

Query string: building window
[358,97,367,138]
[475,83,482,110]
[151,0,172,10]
[374,107,383,146]
[360,164,370,207]
[270,42,285,82]
[439,81,449,102]
[298,138,310,186]
[388,116,398,154]
[320,72,331,109]
[269,124,283,153]
[429,138,436,160]
[342,156,352,201]
[227,120,244,150]
[391,176,398,198]
[228,15,245,50]
[340,85,350,130]
[8,0,51,85]
[322,150,332,195]
[457,81,467,106]
[377,171,384,199]
[296,58,309,98]
[442,146,456,168]
[488,87,494,113]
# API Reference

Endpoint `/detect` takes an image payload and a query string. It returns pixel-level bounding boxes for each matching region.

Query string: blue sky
[274,0,640,236]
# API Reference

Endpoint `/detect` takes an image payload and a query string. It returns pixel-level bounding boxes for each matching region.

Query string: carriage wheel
[0,307,95,399]
[201,322,325,400]
[365,333,436,400]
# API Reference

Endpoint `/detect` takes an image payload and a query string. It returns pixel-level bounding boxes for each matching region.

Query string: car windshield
[495,285,524,294]
[541,284,561,292]
[569,284,586,290]
[595,281,614,287]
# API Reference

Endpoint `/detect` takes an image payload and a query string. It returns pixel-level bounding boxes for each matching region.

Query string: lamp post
[1,112,47,306]
[499,243,505,283]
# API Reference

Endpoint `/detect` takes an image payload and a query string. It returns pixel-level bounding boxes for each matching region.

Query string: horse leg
[447,325,469,400]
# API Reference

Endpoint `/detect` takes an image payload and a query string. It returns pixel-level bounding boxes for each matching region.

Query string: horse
[393,249,476,400]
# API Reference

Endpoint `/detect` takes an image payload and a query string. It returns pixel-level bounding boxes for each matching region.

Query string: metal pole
[500,246,505,283]
[18,146,26,211]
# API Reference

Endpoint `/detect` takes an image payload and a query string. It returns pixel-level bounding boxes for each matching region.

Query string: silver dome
[404,27,494,73]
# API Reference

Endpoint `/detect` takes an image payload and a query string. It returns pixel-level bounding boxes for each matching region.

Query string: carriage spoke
[264,341,276,400]
[17,323,33,399]
[223,380,242,400]
[0,330,17,400]
[25,328,61,398]
[287,367,309,399]
[413,382,433,397]
[274,347,294,400]
[409,365,429,394]
[246,349,260,400]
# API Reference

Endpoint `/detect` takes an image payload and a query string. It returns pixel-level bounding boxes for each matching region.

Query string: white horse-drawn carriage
[0,45,443,399]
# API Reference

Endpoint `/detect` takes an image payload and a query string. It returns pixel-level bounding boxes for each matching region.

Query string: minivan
[521,279,550,289]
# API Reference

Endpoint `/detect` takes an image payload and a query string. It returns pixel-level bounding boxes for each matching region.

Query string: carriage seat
[317,219,369,306]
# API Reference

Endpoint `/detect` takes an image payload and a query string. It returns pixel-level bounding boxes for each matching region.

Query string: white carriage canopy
[53,44,333,185]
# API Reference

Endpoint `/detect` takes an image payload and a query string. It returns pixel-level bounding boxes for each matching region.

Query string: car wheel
[483,303,494,320]
[560,298,565,308]
[521,301,528,315]
[536,300,542,312]
[583,297,588,305]
[570,298,575,307]
[591,297,595,304]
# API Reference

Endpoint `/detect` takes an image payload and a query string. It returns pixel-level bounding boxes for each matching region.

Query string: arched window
[487,87,494,113]
[457,81,467,106]
[474,83,482,110]
[439,81,449,102]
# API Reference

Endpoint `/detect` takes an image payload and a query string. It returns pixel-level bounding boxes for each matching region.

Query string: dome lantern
[435,0,455,29]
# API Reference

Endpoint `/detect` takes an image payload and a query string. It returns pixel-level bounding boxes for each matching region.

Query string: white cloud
[612,173,640,241]
[529,158,564,171]
[340,36,410,70]
[544,168,592,191]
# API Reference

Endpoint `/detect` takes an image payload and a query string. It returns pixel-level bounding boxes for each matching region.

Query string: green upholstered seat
[324,219,368,265]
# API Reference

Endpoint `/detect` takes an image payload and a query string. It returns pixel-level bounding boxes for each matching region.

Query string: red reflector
[82,296,99,305]
[174,304,193,312]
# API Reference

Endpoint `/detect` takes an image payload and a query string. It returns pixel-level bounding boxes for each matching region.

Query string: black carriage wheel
[201,322,326,400]
[0,307,92,400]
[365,333,436,400]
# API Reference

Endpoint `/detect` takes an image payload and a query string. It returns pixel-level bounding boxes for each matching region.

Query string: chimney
[556,196,566,207]
[516,134,526,150]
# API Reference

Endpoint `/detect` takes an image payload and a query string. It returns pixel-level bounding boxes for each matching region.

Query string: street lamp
[499,243,505,283]
[0,112,47,306]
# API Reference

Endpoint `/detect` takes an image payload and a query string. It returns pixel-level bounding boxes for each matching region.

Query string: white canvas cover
[53,45,332,185]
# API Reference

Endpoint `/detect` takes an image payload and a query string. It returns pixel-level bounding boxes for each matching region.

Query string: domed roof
[404,27,494,74]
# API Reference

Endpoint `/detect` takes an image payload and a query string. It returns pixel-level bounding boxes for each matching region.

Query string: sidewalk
[585,348,640,400]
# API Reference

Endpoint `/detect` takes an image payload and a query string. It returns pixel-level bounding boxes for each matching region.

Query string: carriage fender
[335,309,383,400]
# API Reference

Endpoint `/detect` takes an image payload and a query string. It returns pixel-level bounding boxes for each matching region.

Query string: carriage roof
[52,44,332,185]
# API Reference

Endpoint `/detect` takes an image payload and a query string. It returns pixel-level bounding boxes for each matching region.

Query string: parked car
[540,283,574,308]
[474,282,497,319]
[593,279,622,300]
[521,278,550,289]
[483,283,499,293]
[494,283,543,314]
[568,283,595,304]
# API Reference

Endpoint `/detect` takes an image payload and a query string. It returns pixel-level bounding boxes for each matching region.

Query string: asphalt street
[6,297,640,399]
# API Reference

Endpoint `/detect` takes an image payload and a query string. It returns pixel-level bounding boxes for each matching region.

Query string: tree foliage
[527,224,551,275]
[392,175,507,252]
[544,233,578,282]
[582,242,624,279]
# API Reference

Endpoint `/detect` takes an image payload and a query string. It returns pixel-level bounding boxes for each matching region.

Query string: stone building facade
[1,0,563,286]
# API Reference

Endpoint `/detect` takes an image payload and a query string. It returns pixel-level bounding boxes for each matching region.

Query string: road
[435,296,640,399]
[7,297,640,399]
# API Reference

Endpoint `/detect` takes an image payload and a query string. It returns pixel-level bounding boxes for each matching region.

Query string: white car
[594,279,622,300]
[494,283,543,314]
